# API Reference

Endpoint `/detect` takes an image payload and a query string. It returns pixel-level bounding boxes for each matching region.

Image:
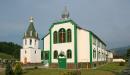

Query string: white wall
[107,51,113,59]
[44,34,50,51]
[20,48,41,63]
[113,59,125,62]
[23,38,39,49]
[77,28,90,62]
[92,35,107,62]
[21,37,41,64]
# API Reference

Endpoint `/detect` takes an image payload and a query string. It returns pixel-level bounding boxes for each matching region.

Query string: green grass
[0,63,127,75]
[0,52,13,59]
[97,63,126,74]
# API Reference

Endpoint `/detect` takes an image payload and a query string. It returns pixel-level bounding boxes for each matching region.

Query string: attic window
[36,32,38,37]
[25,39,27,45]
[30,31,32,36]
[30,39,32,45]
[25,50,27,54]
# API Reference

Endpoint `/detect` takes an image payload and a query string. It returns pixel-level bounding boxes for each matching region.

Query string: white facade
[51,22,75,63]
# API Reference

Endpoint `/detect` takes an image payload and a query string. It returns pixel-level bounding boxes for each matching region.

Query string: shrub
[14,62,22,75]
[119,62,125,66]
[34,66,38,69]
[5,63,14,75]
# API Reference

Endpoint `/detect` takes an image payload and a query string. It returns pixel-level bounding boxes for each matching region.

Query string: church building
[42,8,112,69]
[20,17,41,64]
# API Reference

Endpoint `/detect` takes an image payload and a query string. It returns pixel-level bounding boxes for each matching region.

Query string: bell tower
[20,17,41,64]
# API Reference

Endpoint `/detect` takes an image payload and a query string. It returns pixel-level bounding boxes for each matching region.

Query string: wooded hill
[0,42,22,60]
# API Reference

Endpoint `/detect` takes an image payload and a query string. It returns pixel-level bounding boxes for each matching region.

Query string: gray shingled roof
[23,19,39,39]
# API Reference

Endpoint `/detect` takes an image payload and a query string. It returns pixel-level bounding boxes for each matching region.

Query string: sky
[0,0,130,49]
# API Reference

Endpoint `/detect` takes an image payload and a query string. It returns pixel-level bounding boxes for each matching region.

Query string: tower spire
[23,17,39,39]
[61,7,69,19]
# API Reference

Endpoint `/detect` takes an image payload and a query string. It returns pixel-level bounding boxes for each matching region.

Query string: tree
[14,62,23,75]
[0,42,22,60]
[127,48,130,57]
[5,63,14,75]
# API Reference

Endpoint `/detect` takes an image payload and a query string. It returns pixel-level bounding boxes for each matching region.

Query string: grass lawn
[0,52,13,59]
[0,63,126,75]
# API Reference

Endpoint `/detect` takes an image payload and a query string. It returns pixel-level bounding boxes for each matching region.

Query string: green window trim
[89,32,92,65]
[67,29,72,42]
[44,51,49,60]
[49,30,52,64]
[74,25,77,67]
[59,28,66,43]
[53,31,58,44]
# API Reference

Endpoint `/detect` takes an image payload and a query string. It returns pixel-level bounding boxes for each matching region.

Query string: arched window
[35,40,36,45]
[25,50,27,54]
[25,39,27,45]
[59,28,66,43]
[54,50,58,59]
[67,49,72,58]
[30,39,32,45]
[53,31,57,44]
[93,49,96,59]
[67,29,72,42]
[97,51,100,59]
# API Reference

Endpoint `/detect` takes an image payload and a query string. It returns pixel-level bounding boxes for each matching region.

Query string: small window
[59,28,66,43]
[35,50,36,54]
[67,49,72,58]
[54,50,58,59]
[30,39,32,45]
[30,31,32,36]
[92,36,96,45]
[25,50,27,54]
[45,51,49,60]
[25,39,27,45]
[67,29,72,42]
[53,31,58,44]
[35,40,36,45]
[93,49,96,59]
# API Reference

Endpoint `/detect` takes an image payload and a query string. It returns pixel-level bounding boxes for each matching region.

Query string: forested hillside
[0,42,22,60]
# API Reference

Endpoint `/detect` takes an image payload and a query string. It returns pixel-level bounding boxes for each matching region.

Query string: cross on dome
[29,16,34,22]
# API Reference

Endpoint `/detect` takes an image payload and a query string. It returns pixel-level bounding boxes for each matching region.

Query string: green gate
[58,57,66,69]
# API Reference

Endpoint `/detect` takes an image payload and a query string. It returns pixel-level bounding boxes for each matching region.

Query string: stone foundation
[50,61,107,69]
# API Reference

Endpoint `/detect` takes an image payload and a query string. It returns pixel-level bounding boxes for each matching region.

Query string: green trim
[89,31,106,46]
[42,38,44,60]
[66,29,68,42]
[74,25,77,68]
[49,30,52,64]
[89,32,92,65]
[53,19,72,25]
[49,19,77,30]
[44,51,49,60]
[57,31,59,43]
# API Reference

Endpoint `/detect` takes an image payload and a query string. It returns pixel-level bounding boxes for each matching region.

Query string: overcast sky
[0,0,130,49]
